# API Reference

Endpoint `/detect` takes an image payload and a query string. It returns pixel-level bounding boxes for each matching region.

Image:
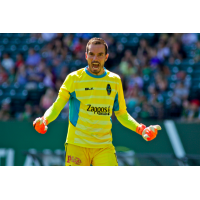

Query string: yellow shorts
[65,143,118,166]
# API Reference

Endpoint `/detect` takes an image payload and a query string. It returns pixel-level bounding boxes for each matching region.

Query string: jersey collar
[85,66,107,78]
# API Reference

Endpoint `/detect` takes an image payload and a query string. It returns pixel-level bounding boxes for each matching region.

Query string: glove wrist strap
[136,124,146,135]
[42,116,48,126]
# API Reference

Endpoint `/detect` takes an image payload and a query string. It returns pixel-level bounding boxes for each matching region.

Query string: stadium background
[0,33,200,166]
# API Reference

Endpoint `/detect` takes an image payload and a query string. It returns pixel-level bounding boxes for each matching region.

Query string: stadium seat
[17,44,29,52]
[192,72,200,81]
[0,44,5,51]
[180,59,195,66]
[0,37,9,45]
[9,38,21,45]
[4,44,17,52]
[172,66,179,74]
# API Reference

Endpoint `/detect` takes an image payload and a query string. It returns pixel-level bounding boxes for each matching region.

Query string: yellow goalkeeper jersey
[44,66,139,148]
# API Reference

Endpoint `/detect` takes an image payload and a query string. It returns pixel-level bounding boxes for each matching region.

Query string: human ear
[105,53,109,61]
[85,52,88,60]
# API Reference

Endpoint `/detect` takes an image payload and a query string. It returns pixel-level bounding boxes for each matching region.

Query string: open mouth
[92,62,100,70]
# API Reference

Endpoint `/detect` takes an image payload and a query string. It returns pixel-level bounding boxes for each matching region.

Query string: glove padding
[33,117,48,134]
[142,125,161,141]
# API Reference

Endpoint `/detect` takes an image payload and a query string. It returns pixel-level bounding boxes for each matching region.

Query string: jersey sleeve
[113,77,127,116]
[113,77,140,132]
[44,74,75,124]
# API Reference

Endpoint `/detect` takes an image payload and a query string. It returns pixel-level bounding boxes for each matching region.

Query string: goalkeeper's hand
[33,117,48,134]
[136,124,161,141]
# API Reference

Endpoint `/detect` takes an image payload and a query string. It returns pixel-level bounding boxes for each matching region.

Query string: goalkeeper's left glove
[33,116,48,134]
[136,124,161,141]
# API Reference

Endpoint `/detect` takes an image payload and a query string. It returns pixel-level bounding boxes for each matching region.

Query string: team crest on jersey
[106,84,111,95]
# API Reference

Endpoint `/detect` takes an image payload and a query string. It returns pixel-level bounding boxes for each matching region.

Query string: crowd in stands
[0,33,200,122]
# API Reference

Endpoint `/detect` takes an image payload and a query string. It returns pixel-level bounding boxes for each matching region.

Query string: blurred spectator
[187,100,200,122]
[41,42,54,60]
[136,39,151,66]
[30,33,41,41]
[122,49,136,64]
[119,60,136,76]
[43,68,55,88]
[63,34,74,49]
[73,38,85,61]
[0,33,200,122]
[99,33,114,47]
[0,98,11,121]
[1,53,15,72]
[181,100,200,122]
[139,96,155,119]
[157,63,171,77]
[8,67,16,84]
[169,101,182,118]
[21,103,33,121]
[26,48,41,66]
[36,58,47,72]
[73,37,84,54]
[142,60,152,76]
[40,88,57,111]
[174,81,189,101]
[0,65,8,84]
[125,84,140,107]
[154,73,168,93]
[56,33,64,41]
[116,42,124,55]
[171,81,189,110]
[194,41,200,63]
[181,33,198,46]
[181,100,190,121]
[126,73,143,91]
[41,33,57,42]
[176,71,191,89]
[169,41,187,63]
[15,64,28,85]
[59,66,69,82]
[119,49,139,75]
[147,86,164,119]
[55,78,63,93]
[157,38,170,61]
[52,39,65,56]
[27,65,44,83]
[15,53,24,68]
[32,105,43,119]
[149,48,161,69]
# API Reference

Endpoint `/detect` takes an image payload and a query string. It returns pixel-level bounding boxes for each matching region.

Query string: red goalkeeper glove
[33,117,48,134]
[136,124,161,141]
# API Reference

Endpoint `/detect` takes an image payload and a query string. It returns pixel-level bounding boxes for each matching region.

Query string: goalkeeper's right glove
[136,124,161,141]
[33,117,48,134]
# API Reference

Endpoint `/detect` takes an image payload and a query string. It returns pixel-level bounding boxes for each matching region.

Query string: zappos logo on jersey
[106,84,111,95]
[87,105,110,115]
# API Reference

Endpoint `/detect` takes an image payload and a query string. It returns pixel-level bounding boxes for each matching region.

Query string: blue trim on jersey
[85,66,107,78]
[110,116,112,124]
[69,91,80,127]
[113,92,119,111]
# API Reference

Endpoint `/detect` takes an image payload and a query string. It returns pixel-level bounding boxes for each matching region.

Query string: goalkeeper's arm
[114,76,161,141]
[115,111,161,141]
[33,88,70,134]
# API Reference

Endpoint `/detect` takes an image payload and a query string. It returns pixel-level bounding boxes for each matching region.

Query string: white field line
[164,120,186,159]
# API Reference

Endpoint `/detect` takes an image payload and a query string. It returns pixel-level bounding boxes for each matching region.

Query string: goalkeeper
[33,37,161,166]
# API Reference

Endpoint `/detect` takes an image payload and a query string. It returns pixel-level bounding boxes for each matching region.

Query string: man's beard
[88,61,105,75]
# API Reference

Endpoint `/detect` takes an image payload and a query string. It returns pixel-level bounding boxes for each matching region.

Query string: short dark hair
[86,37,108,55]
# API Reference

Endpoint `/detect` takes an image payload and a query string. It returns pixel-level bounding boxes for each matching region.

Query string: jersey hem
[65,141,113,149]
